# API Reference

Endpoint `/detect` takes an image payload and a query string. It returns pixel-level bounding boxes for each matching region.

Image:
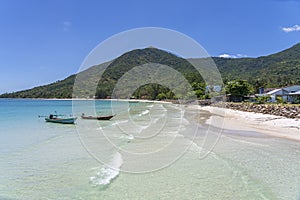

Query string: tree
[191,82,206,99]
[156,93,167,100]
[225,80,254,97]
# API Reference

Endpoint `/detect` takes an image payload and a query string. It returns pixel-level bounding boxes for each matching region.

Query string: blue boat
[45,114,77,124]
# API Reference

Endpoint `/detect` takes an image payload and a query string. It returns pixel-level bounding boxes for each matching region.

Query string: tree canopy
[225,80,254,97]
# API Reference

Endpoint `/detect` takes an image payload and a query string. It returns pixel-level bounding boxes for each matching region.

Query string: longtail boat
[45,114,77,124]
[81,113,114,120]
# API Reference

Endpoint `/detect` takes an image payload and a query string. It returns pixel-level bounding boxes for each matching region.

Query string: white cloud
[63,21,72,31]
[219,54,236,58]
[281,25,300,33]
[218,53,247,58]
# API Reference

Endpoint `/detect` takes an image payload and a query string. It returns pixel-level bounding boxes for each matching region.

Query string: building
[266,88,289,102]
[264,85,300,103]
[288,90,300,103]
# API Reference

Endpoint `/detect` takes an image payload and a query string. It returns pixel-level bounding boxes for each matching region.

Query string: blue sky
[0,0,300,93]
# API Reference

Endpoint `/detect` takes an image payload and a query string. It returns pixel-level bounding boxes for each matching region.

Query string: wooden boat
[45,114,77,124]
[81,113,114,120]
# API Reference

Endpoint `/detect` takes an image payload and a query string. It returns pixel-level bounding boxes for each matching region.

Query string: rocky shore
[212,102,300,119]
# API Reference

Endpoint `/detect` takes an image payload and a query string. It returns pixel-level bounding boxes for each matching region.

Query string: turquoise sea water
[0,99,300,200]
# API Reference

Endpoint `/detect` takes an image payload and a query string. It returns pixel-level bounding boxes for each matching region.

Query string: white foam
[127,134,134,140]
[90,152,123,186]
[138,110,149,116]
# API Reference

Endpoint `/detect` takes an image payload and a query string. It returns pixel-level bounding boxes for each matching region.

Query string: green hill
[1,43,300,99]
[213,42,300,87]
[0,75,76,98]
[94,48,204,99]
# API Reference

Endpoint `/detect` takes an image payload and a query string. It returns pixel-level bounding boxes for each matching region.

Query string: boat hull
[81,115,114,120]
[45,117,77,124]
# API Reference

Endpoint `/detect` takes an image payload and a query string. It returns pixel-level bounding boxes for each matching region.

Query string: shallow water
[0,99,300,200]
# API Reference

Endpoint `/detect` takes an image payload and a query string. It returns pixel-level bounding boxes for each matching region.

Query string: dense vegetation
[0,75,76,98]
[212,43,300,88]
[95,48,204,99]
[1,43,300,99]
[225,80,254,97]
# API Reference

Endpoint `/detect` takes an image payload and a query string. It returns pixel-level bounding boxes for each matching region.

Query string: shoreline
[213,102,300,119]
[198,105,300,142]
[3,97,300,141]
[0,98,172,104]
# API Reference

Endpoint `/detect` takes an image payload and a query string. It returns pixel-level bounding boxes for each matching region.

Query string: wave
[138,110,149,116]
[90,152,123,186]
[127,134,134,140]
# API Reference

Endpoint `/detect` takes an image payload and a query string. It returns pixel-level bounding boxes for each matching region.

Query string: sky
[0,0,300,94]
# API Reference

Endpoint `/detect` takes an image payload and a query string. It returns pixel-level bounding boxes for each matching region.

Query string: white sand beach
[198,106,300,142]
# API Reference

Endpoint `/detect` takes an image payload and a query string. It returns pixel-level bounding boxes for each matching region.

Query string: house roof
[266,88,281,95]
[265,85,300,95]
[283,85,300,93]
[288,90,300,95]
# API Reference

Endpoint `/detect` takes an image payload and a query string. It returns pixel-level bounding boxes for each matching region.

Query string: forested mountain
[1,43,300,99]
[0,75,76,98]
[212,42,300,87]
[94,47,204,99]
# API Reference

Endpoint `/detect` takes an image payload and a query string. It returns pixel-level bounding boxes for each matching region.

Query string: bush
[255,95,270,104]
[156,93,167,100]
[276,96,285,104]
